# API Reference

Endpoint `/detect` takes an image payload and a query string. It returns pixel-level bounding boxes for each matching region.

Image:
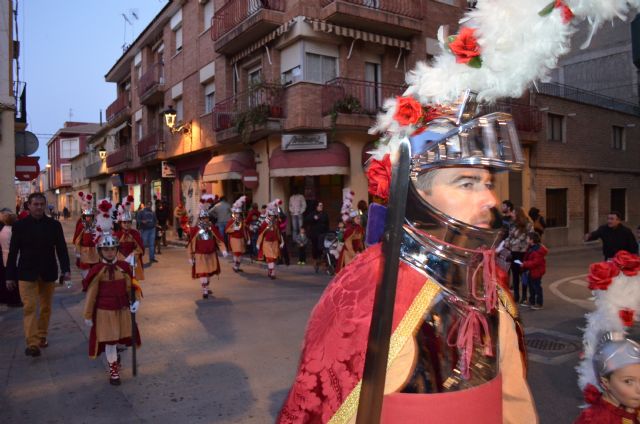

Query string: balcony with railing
[137,130,164,160]
[106,92,131,125]
[320,0,422,35]
[138,63,165,105]
[321,77,405,128]
[106,145,132,169]
[85,160,107,179]
[212,0,285,54]
[537,82,640,116]
[213,83,285,143]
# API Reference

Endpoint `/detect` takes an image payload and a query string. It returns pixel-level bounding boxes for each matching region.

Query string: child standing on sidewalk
[294,227,309,265]
[515,231,548,310]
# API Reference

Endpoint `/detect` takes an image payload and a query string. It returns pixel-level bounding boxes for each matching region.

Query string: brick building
[102,0,468,225]
[46,122,102,213]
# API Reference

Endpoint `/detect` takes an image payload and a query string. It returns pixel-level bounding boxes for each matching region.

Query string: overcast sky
[19,0,167,166]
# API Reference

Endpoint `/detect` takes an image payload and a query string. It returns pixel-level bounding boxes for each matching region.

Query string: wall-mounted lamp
[45,163,52,168]
[567,112,577,117]
[98,147,107,160]
[163,105,191,134]
[539,107,549,112]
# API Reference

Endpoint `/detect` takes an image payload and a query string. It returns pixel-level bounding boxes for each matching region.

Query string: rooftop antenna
[121,9,139,52]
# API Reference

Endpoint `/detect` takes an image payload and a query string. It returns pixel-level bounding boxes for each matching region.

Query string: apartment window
[546,188,567,227]
[305,53,338,83]
[171,9,183,54]
[204,82,215,114]
[60,138,80,159]
[136,121,143,142]
[611,188,626,220]
[176,98,184,122]
[363,0,380,7]
[135,64,142,80]
[547,113,564,142]
[282,66,302,86]
[202,0,214,31]
[60,164,72,185]
[174,27,183,53]
[612,125,625,150]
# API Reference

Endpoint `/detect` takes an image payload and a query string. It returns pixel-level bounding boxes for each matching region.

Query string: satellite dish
[15,131,39,156]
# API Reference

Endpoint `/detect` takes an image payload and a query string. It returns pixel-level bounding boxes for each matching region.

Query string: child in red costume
[73,207,99,279]
[225,196,250,273]
[336,188,364,272]
[82,233,141,386]
[187,195,228,299]
[257,199,283,279]
[113,206,145,281]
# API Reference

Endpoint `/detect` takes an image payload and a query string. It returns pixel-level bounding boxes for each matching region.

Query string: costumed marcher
[73,192,100,279]
[113,202,145,281]
[186,195,228,299]
[336,188,364,273]
[82,232,141,386]
[225,196,250,273]
[257,199,284,280]
[575,249,640,423]
[277,1,640,421]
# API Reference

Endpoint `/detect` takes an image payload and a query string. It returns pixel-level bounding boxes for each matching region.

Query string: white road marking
[549,273,595,311]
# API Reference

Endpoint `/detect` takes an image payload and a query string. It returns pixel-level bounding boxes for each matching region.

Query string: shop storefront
[171,152,212,226]
[202,150,257,207]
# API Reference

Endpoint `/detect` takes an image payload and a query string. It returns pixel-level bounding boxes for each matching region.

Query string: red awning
[203,150,255,182]
[269,142,350,177]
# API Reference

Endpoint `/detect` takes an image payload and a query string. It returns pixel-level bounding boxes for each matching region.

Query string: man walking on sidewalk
[5,192,71,357]
[584,211,638,260]
[138,204,157,266]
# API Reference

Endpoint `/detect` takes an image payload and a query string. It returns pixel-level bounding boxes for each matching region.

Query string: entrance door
[584,184,598,233]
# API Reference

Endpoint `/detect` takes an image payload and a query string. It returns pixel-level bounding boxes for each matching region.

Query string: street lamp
[98,147,107,160]
[162,105,191,134]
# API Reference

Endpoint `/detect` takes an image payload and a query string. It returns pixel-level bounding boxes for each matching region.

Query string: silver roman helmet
[97,232,119,249]
[593,332,640,382]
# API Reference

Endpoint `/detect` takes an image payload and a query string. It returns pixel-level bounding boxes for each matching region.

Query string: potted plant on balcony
[233,103,271,143]
[329,94,363,134]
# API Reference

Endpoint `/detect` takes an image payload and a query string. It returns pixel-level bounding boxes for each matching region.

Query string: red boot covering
[109,361,121,385]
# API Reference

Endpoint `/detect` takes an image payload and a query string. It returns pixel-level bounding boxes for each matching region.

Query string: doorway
[584,184,598,233]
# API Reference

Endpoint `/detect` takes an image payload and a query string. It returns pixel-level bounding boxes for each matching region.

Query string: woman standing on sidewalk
[505,207,534,305]
[0,208,21,308]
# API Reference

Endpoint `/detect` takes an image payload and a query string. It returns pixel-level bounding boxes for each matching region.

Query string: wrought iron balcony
[320,0,422,35]
[137,130,164,159]
[138,63,165,105]
[321,77,405,116]
[211,0,285,54]
[320,0,422,19]
[213,83,285,134]
[106,145,132,168]
[106,92,131,124]
[537,82,640,116]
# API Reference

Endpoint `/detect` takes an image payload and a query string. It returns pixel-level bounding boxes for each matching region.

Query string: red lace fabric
[277,244,427,423]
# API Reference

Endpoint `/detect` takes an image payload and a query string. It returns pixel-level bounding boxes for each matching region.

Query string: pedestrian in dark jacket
[515,232,548,310]
[584,211,638,260]
[5,193,71,357]
[306,201,329,271]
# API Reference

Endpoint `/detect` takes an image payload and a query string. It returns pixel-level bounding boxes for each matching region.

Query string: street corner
[548,274,595,311]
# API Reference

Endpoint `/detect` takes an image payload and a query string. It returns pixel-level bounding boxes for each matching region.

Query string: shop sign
[161,161,176,178]
[242,169,259,190]
[282,133,327,151]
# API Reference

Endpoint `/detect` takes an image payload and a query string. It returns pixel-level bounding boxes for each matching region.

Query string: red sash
[96,278,129,310]
[195,239,216,254]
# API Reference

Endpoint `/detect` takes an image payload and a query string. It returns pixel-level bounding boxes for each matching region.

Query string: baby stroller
[321,232,340,276]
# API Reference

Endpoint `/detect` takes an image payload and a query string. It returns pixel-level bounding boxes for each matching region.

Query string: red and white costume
[225,196,249,272]
[257,199,283,279]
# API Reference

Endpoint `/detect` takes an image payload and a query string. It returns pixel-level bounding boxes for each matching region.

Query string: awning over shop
[109,121,128,135]
[230,18,297,64]
[269,142,350,177]
[305,18,411,50]
[203,150,256,182]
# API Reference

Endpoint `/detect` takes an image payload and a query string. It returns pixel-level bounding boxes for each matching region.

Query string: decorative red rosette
[583,383,601,404]
[613,251,640,276]
[587,261,620,291]
[126,195,134,203]
[448,27,482,67]
[366,154,392,202]
[78,191,84,197]
[619,308,635,327]
[86,194,92,201]
[393,96,423,126]
[538,0,574,24]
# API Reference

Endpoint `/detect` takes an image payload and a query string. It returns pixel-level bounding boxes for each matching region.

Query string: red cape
[114,229,144,257]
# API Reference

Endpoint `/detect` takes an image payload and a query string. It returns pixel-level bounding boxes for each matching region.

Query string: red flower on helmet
[613,251,640,276]
[448,27,481,65]
[126,195,134,203]
[619,308,635,327]
[393,96,423,126]
[367,154,392,202]
[78,191,84,197]
[583,384,601,404]
[587,261,620,290]
[86,194,93,201]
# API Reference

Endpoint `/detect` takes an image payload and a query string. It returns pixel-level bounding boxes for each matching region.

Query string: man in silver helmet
[278,94,536,423]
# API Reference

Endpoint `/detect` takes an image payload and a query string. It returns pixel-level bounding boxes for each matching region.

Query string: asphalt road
[0,220,605,423]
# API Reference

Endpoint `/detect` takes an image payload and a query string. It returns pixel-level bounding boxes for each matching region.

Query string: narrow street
[0,220,604,423]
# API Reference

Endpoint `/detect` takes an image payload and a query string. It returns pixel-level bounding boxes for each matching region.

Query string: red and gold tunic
[336,223,364,272]
[73,223,100,270]
[114,229,145,280]
[82,261,142,358]
[277,244,536,424]
[225,218,249,257]
[575,391,640,424]
[186,225,226,278]
[257,220,281,263]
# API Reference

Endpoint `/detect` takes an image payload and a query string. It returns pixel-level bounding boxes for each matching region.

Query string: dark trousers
[529,278,543,306]
[511,252,526,302]
[298,245,307,263]
[280,235,290,266]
